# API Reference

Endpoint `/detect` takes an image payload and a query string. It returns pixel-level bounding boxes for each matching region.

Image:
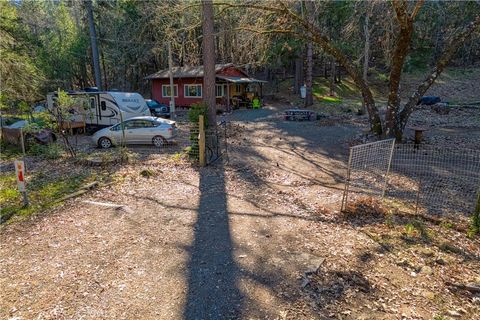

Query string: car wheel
[152,135,167,148]
[98,137,112,149]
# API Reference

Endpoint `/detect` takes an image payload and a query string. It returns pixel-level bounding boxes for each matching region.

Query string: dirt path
[1,104,479,319]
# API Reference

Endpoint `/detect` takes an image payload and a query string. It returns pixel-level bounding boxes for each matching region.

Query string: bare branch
[410,0,425,20]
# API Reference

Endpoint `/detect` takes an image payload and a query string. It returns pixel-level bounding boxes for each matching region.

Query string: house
[144,63,267,110]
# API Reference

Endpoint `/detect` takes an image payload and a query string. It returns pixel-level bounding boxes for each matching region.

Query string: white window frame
[184,84,202,98]
[162,84,178,98]
[216,84,226,98]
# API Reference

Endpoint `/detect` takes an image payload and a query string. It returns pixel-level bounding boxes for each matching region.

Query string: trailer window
[90,97,96,109]
[101,101,107,111]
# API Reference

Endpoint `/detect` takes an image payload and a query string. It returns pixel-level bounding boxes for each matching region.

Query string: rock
[422,291,435,300]
[301,278,310,288]
[446,310,462,317]
[306,257,325,274]
[420,266,433,275]
[456,308,467,315]
[435,258,446,265]
[417,247,434,257]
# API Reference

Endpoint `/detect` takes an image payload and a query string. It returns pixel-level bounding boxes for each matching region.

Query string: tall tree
[226,0,480,139]
[85,0,102,90]
[304,0,314,107]
[202,0,216,127]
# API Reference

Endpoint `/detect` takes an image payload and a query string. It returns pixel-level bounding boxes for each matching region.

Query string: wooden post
[199,115,206,167]
[17,129,29,207]
[168,42,176,118]
[19,128,26,156]
[226,84,230,112]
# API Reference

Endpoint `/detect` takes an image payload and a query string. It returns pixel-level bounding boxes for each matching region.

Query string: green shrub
[188,102,208,127]
[467,195,480,238]
[28,143,63,159]
[187,102,208,161]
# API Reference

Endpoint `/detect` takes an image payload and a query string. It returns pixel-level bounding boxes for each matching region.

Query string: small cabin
[144,63,267,110]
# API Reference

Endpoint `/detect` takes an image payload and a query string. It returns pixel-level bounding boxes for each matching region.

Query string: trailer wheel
[152,135,167,148]
[98,137,112,149]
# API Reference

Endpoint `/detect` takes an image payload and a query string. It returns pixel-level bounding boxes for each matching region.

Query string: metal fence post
[199,115,206,167]
[341,149,353,212]
[382,139,396,199]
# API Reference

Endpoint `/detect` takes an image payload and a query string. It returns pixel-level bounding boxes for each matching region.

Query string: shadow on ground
[183,162,243,319]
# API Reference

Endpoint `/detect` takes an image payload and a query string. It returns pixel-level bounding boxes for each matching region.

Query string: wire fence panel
[205,122,229,165]
[386,144,480,216]
[341,139,395,211]
[175,122,229,165]
[342,140,480,219]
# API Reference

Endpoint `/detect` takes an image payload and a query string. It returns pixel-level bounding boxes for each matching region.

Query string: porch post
[226,83,230,112]
[260,83,263,98]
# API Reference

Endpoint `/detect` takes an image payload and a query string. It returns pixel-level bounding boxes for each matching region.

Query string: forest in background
[1,1,479,119]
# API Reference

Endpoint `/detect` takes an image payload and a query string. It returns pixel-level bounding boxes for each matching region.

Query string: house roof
[145,63,235,80]
[216,75,268,83]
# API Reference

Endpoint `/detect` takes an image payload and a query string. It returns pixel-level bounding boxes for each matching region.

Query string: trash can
[300,85,306,99]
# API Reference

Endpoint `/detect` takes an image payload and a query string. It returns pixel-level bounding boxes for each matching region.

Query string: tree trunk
[294,56,303,94]
[100,46,108,90]
[384,0,416,138]
[278,2,382,134]
[304,0,314,107]
[85,0,102,90]
[201,0,216,128]
[361,9,370,115]
[329,58,335,96]
[305,41,313,106]
[394,16,480,140]
[363,11,370,82]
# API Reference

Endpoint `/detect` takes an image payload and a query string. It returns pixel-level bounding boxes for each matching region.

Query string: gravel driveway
[2,104,478,319]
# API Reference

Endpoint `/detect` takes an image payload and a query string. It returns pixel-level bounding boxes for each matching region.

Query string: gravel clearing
[1,103,479,319]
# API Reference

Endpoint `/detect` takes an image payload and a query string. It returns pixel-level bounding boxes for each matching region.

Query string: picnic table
[284,109,317,121]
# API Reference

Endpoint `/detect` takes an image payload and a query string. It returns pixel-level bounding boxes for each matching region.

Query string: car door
[120,120,140,144]
[134,120,157,143]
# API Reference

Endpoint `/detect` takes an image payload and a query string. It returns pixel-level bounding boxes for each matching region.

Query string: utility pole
[86,0,102,90]
[168,42,176,118]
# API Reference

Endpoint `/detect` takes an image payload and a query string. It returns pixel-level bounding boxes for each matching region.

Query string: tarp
[216,75,268,83]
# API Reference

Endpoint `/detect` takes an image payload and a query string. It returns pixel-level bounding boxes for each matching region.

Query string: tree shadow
[183,162,244,319]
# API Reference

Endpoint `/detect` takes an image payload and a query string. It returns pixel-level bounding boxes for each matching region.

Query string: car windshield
[7,120,28,129]
[146,100,161,108]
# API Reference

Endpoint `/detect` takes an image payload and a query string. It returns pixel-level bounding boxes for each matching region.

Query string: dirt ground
[1,103,480,320]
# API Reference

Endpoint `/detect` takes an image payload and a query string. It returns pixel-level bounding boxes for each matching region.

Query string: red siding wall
[150,66,249,108]
[152,77,203,108]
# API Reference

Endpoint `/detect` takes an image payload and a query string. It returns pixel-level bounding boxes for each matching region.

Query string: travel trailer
[46,89,150,131]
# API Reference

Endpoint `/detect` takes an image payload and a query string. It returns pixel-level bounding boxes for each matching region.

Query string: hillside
[273,67,480,111]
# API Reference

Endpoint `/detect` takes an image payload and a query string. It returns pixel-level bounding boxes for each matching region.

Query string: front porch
[215,75,267,111]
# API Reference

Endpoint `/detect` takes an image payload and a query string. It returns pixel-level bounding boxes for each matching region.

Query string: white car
[92,116,176,148]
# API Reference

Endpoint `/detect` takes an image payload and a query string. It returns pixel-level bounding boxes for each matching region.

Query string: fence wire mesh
[386,144,480,216]
[341,139,395,211]
[176,121,229,165]
[342,140,480,218]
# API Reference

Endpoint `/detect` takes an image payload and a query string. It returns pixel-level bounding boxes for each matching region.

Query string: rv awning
[216,75,267,83]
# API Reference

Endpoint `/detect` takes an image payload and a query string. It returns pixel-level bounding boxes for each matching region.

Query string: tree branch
[398,16,480,129]
[410,0,425,20]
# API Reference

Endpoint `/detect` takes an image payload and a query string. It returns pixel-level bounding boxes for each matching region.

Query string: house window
[216,84,226,97]
[184,84,202,98]
[235,84,242,93]
[162,85,178,97]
